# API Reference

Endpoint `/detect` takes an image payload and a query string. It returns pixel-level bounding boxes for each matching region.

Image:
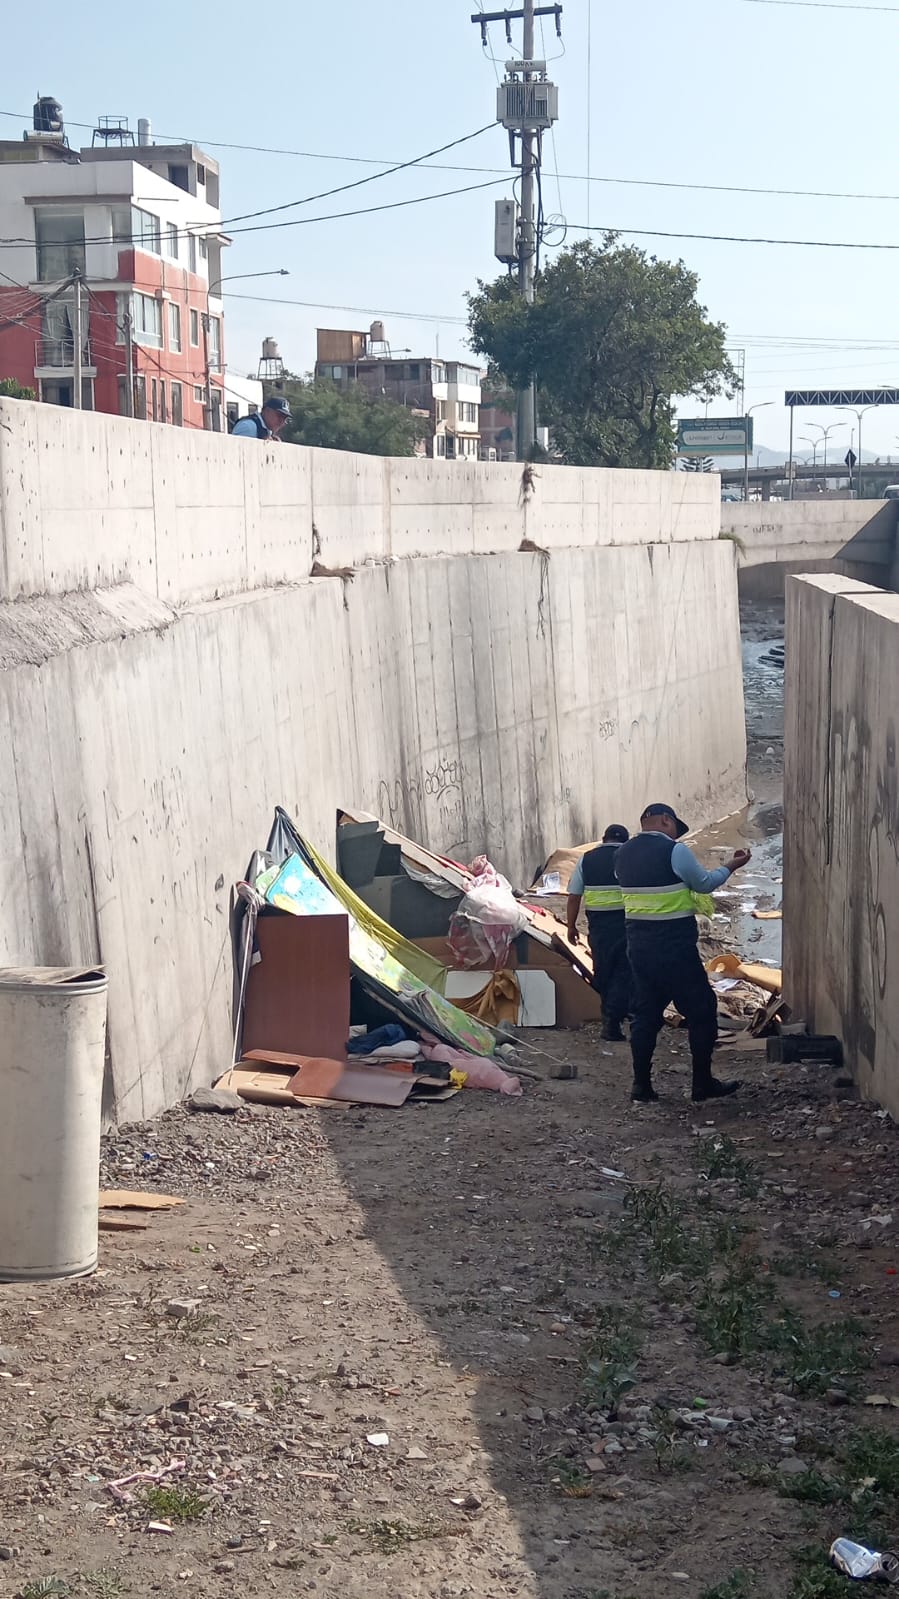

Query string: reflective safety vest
[580,841,624,913]
[613,832,715,922]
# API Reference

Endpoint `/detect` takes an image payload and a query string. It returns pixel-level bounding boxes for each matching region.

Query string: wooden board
[99,1191,185,1210]
[242,912,350,1061]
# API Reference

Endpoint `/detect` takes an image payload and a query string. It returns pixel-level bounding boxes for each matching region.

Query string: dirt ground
[2,1028,899,1599]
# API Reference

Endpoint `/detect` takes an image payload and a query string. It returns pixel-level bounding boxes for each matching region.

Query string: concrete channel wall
[0,399,746,1122]
[721,500,898,599]
[784,574,899,1117]
[722,499,898,599]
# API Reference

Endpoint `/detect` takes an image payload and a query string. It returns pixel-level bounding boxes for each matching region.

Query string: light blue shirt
[669,841,732,894]
[568,857,585,895]
[231,415,269,438]
[571,839,730,897]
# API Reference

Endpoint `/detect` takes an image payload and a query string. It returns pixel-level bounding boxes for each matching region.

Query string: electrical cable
[571,219,899,250]
[217,122,496,228]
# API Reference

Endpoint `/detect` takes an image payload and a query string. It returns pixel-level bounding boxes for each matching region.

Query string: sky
[4,0,899,459]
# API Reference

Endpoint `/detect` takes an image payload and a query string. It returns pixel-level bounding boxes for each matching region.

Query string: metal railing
[34,337,92,370]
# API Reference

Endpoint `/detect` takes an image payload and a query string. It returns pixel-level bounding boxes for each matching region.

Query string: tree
[279,378,427,457]
[467,235,737,469]
[0,378,36,400]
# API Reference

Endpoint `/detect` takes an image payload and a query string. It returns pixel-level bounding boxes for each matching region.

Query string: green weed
[142,1484,208,1523]
[767,1312,869,1397]
[789,1546,847,1599]
[651,1409,692,1475]
[699,1572,755,1599]
[19,1583,69,1599]
[77,1576,126,1599]
[778,1469,844,1506]
[694,1260,772,1357]
[694,1134,758,1195]
[549,1457,594,1498]
[579,1305,643,1416]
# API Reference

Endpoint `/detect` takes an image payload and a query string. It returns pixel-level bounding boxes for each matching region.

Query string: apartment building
[314,325,482,459]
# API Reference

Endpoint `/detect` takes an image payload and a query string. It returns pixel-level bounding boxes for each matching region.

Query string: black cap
[641,802,689,839]
[603,823,629,844]
[263,395,291,417]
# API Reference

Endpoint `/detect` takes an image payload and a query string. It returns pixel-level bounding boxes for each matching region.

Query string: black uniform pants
[587,911,632,1027]
[626,923,717,1089]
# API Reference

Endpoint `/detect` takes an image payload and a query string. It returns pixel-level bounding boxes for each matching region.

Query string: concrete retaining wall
[784,573,899,1115]
[0,400,746,1122]
[722,500,897,600]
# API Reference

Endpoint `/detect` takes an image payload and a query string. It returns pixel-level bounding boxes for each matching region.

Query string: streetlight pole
[839,404,876,500]
[802,422,846,494]
[800,437,819,471]
[743,400,773,502]
[203,267,289,430]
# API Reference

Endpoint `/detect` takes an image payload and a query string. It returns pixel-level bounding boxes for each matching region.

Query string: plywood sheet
[242,912,350,1060]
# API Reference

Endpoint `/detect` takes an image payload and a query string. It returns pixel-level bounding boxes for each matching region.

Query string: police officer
[231,395,291,439]
[566,825,632,1041]
[614,803,751,1103]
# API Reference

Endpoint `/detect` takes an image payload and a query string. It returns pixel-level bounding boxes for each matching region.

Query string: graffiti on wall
[377,755,468,856]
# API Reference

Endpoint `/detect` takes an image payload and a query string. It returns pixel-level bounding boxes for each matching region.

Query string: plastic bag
[448,857,528,969]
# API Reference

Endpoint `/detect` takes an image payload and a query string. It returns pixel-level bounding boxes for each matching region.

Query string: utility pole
[123,309,135,419]
[72,269,83,410]
[518,0,537,459]
[472,4,561,461]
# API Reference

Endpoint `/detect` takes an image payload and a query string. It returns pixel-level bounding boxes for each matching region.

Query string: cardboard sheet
[286,1056,415,1107]
[99,1191,185,1211]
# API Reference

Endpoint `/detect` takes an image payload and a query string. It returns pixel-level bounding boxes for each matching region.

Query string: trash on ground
[99,1191,185,1211]
[830,1537,899,1582]
[752,908,783,921]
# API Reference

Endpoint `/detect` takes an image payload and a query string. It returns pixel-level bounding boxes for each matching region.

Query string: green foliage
[580,1304,643,1415]
[467,235,736,468]
[142,1484,208,1522]
[765,1312,869,1397]
[789,1546,848,1599]
[699,1572,755,1599]
[280,378,427,457]
[0,377,36,400]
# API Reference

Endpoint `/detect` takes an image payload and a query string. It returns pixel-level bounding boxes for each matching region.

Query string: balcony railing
[34,337,92,370]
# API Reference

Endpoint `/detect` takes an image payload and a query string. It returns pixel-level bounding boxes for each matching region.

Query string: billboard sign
[676,417,752,457]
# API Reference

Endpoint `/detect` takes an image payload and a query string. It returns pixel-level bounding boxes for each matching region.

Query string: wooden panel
[242,912,350,1061]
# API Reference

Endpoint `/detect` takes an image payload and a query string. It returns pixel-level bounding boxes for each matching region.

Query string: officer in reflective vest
[566,824,632,1041]
[614,803,751,1104]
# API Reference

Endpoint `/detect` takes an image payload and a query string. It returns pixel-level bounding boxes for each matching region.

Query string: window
[385,363,404,380]
[407,363,420,382]
[131,206,161,255]
[168,163,190,191]
[189,308,199,346]
[134,374,147,420]
[435,435,446,458]
[207,316,221,372]
[35,210,85,281]
[131,291,163,348]
[163,222,178,259]
[151,378,158,421]
[198,236,208,262]
[172,382,183,426]
[436,400,446,422]
[196,163,207,187]
[188,234,198,274]
[168,302,182,353]
[160,382,167,424]
[194,384,205,403]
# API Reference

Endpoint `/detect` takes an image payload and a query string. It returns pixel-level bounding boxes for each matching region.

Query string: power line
[731,0,899,12]
[228,292,468,325]
[3,107,899,204]
[573,219,899,249]
[218,123,496,228]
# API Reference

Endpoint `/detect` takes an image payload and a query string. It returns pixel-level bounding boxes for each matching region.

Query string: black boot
[630,1067,659,1103]
[692,1075,741,1103]
[601,1020,625,1042]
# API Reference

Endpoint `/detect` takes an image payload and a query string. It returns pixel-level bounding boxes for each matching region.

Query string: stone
[189,1086,244,1114]
[778,1456,809,1476]
[461,1492,482,1511]
[0,1546,18,1560]
[525,1406,545,1424]
[733,1407,754,1423]
[826,1388,850,1406]
[166,1298,203,1320]
[877,1346,899,1368]
[815,1126,835,1142]
[603,1438,624,1455]
[713,1351,737,1366]
[213,1561,236,1575]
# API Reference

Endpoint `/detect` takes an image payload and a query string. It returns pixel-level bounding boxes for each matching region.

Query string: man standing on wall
[614,803,751,1104]
[566,824,633,1042]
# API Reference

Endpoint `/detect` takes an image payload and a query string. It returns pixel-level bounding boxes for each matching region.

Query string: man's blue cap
[642,802,689,838]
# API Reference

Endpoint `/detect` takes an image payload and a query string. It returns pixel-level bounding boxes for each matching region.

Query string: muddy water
[692,600,785,966]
